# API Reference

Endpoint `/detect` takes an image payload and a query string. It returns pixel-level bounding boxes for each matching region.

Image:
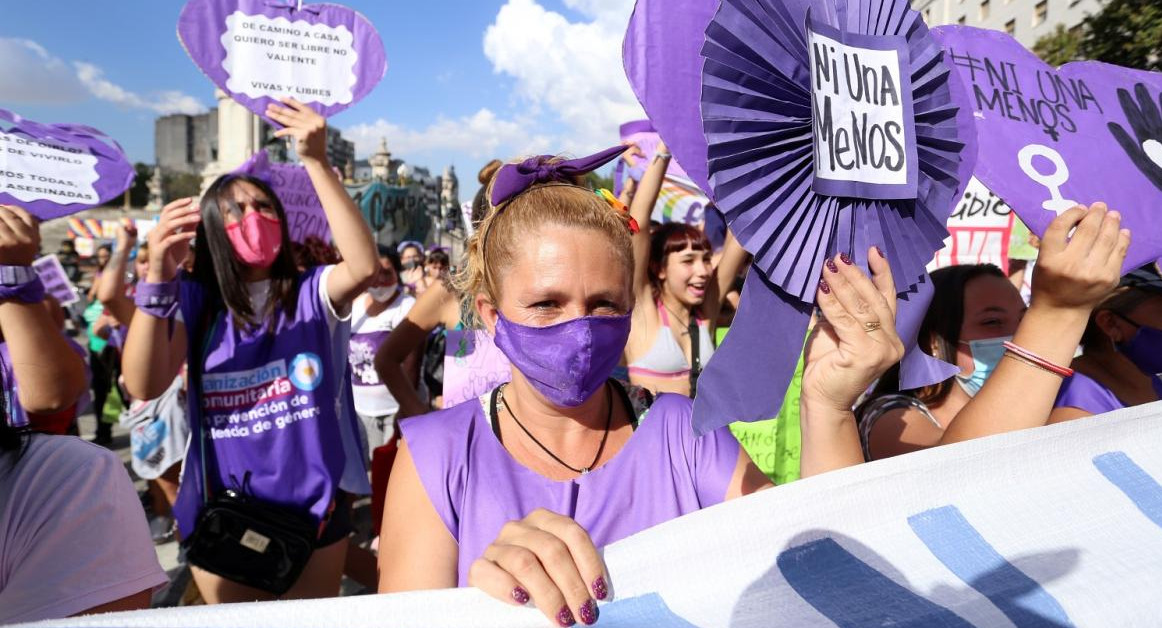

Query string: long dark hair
[867,264,1007,408]
[193,175,300,329]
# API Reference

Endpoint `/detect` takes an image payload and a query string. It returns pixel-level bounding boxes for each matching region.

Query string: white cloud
[0,38,88,104]
[483,0,643,153]
[344,108,554,162]
[74,62,206,115]
[0,37,206,116]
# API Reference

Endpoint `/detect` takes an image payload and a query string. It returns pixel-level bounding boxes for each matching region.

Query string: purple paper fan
[689,0,976,433]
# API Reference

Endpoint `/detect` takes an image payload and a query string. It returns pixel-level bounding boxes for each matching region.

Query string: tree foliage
[1033,24,1084,67]
[1033,0,1162,71]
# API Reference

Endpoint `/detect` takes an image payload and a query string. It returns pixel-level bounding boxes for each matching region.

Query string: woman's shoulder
[1055,371,1123,414]
[398,397,487,450]
[3,435,124,498]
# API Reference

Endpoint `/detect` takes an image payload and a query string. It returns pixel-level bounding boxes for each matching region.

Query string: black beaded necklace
[499,383,613,475]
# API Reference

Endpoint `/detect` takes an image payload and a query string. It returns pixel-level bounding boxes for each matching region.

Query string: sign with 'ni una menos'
[808,16,917,200]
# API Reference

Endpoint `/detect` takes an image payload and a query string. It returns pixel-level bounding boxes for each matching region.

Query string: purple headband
[489,145,629,207]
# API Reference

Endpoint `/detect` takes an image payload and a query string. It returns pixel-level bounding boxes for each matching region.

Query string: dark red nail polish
[840,252,853,265]
[875,245,885,259]
[592,576,608,600]
[579,599,599,625]
[557,605,576,626]
[826,259,839,273]
[819,278,831,295]
[511,586,530,605]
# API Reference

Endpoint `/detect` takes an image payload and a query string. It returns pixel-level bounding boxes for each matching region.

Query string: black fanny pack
[184,489,318,596]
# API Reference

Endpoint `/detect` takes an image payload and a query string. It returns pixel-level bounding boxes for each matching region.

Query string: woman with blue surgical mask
[859,203,1131,461]
[1051,266,1162,422]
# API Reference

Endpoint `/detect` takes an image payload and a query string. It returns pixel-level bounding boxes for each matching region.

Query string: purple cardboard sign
[933,26,1162,273]
[177,0,387,122]
[614,120,692,196]
[0,109,134,220]
[623,0,718,197]
[642,0,975,434]
[32,255,79,307]
[443,330,511,409]
[807,16,918,200]
[234,150,332,243]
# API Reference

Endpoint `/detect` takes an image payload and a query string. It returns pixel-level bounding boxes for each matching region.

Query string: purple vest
[400,391,740,586]
[174,267,350,538]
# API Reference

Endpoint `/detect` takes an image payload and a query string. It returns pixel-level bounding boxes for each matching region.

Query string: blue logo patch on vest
[289,353,324,392]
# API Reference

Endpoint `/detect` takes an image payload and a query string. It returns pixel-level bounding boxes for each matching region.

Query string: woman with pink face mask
[121,98,378,603]
[858,204,1131,461]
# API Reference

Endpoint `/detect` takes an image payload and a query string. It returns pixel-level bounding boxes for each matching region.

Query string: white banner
[25,402,1162,627]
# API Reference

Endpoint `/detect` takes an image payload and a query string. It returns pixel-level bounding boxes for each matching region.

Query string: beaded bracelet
[134,279,180,320]
[1002,341,1074,378]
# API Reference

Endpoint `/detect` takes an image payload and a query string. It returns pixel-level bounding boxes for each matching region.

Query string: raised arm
[0,206,86,413]
[122,198,198,401]
[96,223,137,327]
[374,282,455,418]
[703,231,750,329]
[938,204,1129,444]
[630,143,670,298]
[266,99,377,312]
[800,249,905,477]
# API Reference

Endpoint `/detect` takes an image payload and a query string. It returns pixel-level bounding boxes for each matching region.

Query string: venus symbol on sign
[1018,145,1077,215]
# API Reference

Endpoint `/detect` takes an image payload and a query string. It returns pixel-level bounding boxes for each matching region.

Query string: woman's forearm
[939,303,1088,444]
[0,301,86,413]
[304,159,377,286]
[799,398,865,477]
[123,310,186,401]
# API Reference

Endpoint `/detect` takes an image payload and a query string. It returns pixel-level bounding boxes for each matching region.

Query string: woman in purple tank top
[378,146,909,626]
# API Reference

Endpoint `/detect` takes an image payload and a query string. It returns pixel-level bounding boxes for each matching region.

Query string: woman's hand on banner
[1032,202,1130,314]
[469,509,608,626]
[803,249,904,415]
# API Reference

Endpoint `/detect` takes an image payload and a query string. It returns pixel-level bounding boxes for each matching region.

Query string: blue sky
[1,0,643,183]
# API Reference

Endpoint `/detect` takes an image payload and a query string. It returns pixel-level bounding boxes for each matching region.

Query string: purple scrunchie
[134,279,180,319]
[0,277,45,304]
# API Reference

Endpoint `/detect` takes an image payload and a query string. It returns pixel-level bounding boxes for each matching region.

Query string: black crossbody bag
[182,310,318,595]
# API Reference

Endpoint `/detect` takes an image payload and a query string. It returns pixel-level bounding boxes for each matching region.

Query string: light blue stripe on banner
[593,593,698,627]
[777,537,973,627]
[908,505,1073,628]
[1094,451,1162,531]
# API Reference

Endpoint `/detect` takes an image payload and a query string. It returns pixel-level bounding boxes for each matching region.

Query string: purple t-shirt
[401,389,741,586]
[1054,372,1125,416]
[173,266,360,538]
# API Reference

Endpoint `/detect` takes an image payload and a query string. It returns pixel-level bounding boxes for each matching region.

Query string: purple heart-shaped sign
[177,0,387,122]
[933,26,1162,272]
[0,108,134,220]
[623,0,717,197]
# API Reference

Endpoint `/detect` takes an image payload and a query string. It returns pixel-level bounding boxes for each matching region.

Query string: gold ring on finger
[862,321,882,333]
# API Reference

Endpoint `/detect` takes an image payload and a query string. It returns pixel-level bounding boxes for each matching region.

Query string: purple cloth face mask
[492,312,631,408]
[1117,324,1162,378]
